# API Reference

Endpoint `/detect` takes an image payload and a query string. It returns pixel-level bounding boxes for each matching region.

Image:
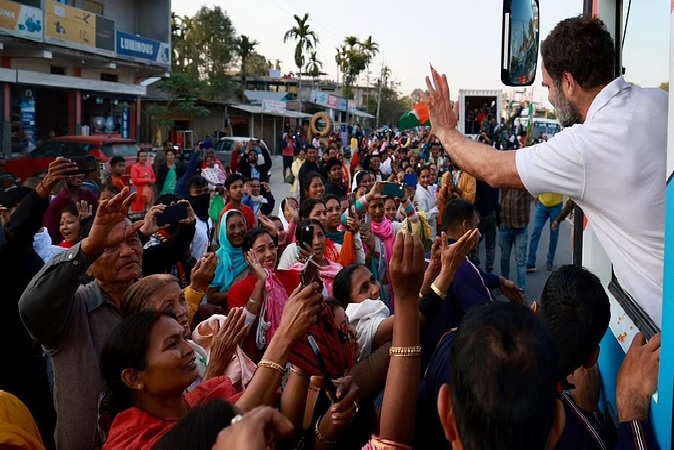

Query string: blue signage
[115,31,170,66]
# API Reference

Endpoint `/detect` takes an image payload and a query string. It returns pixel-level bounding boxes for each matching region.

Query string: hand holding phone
[381,182,404,198]
[301,257,323,291]
[307,335,338,402]
[156,203,188,227]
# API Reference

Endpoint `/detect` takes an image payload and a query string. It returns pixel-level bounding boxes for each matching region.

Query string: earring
[136,382,144,390]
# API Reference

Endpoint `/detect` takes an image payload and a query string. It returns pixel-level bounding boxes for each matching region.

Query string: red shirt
[103,376,241,450]
[220,203,256,230]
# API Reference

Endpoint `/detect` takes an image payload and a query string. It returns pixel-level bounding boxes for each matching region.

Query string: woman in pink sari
[227,228,301,362]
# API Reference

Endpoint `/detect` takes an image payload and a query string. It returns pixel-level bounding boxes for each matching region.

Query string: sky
[171,0,670,106]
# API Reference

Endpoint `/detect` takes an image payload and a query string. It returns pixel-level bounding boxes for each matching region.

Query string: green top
[160,165,177,195]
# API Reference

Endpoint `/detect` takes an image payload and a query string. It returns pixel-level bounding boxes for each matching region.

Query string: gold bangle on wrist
[258,359,285,375]
[315,414,338,445]
[389,346,422,357]
[248,296,259,305]
[430,282,446,300]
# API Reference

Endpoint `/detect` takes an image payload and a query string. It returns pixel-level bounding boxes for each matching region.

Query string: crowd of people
[0,15,666,450]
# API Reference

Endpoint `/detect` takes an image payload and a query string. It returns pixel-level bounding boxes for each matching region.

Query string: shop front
[5,81,140,154]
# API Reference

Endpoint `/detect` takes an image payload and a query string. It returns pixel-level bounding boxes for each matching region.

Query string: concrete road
[265,156,573,302]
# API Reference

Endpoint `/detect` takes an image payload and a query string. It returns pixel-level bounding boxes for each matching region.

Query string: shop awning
[350,109,376,119]
[230,104,313,119]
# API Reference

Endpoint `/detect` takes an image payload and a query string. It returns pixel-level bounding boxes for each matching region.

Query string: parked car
[213,136,267,167]
[0,136,140,185]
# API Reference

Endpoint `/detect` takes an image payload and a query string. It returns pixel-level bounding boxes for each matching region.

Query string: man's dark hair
[186,175,207,191]
[441,199,476,232]
[325,157,342,174]
[541,16,615,90]
[225,173,243,190]
[540,265,610,377]
[154,399,237,450]
[450,302,558,450]
[110,156,125,166]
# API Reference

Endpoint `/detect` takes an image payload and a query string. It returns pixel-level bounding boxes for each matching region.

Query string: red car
[1,136,141,185]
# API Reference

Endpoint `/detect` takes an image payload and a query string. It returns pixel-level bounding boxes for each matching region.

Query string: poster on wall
[20,91,36,152]
[0,0,43,41]
[44,0,115,56]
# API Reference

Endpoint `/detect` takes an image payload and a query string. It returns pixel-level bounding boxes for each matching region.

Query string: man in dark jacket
[1,157,79,448]
[239,142,272,183]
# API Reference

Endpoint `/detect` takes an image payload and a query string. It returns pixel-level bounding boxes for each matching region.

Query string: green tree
[244,52,273,76]
[147,72,211,145]
[236,35,259,100]
[284,13,319,107]
[305,51,323,91]
[365,82,411,128]
[190,6,238,100]
[336,36,379,125]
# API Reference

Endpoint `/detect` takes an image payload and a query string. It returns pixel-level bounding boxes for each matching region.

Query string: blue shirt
[420,240,499,372]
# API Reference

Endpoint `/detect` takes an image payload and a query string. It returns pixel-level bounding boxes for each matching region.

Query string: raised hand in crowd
[234,282,323,412]
[36,156,79,200]
[180,199,196,226]
[80,187,143,258]
[378,232,425,446]
[428,230,480,297]
[617,332,661,422]
[190,252,218,293]
[211,407,294,450]
[204,307,248,381]
[139,204,167,236]
[245,249,267,282]
[76,200,93,220]
[257,213,277,236]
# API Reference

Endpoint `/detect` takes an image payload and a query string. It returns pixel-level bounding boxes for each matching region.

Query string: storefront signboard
[311,90,347,111]
[44,0,115,56]
[0,0,43,42]
[116,31,171,68]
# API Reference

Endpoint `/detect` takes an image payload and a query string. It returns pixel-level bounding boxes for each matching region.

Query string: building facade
[0,0,171,153]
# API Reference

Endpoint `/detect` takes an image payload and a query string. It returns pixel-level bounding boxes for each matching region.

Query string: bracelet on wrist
[389,346,422,357]
[315,414,338,445]
[430,282,446,300]
[257,359,285,375]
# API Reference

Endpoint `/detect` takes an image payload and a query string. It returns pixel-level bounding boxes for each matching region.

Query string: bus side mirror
[501,0,540,86]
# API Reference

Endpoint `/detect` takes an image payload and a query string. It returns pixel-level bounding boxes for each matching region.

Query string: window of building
[100,73,118,83]
[50,66,67,75]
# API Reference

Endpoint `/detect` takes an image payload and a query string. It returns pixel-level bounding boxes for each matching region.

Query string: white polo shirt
[515,76,667,325]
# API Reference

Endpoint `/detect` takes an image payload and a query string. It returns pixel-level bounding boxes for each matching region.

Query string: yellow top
[538,193,564,208]
[350,137,359,149]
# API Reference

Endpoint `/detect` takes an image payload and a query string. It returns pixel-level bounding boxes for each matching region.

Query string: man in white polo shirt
[424,16,667,325]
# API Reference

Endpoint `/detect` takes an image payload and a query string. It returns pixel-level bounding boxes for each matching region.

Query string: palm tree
[305,51,323,91]
[361,36,379,68]
[236,35,258,101]
[284,13,319,109]
[335,45,347,87]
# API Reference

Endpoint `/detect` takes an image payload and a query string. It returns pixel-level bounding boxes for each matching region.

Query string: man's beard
[552,88,582,127]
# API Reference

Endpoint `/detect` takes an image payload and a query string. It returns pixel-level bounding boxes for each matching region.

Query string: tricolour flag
[398,102,431,130]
